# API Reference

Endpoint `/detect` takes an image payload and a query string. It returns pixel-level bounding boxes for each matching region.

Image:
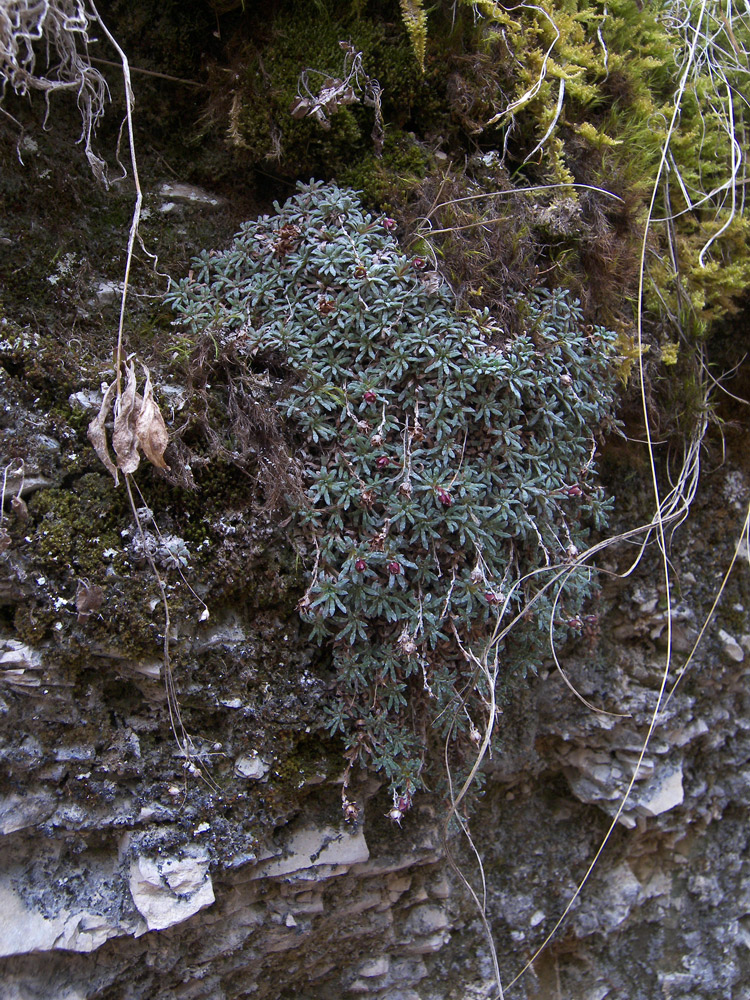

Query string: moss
[340,132,430,211]
[27,476,128,579]
[218,1,446,182]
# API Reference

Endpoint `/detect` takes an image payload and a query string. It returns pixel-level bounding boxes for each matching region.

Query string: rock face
[1,82,749,1000]
[1,447,749,1000]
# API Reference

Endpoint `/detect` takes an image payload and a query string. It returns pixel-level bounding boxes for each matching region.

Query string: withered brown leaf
[135,367,170,470]
[76,579,105,623]
[87,363,171,481]
[87,380,119,484]
[11,495,28,521]
[113,362,141,475]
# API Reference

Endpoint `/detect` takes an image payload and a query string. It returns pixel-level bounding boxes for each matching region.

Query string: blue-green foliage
[167,181,618,800]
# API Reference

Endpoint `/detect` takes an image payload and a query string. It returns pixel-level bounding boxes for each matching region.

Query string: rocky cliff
[2,3,750,998]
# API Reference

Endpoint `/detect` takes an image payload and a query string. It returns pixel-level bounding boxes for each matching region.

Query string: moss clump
[340,132,430,213]
[209,0,452,199]
[27,475,127,579]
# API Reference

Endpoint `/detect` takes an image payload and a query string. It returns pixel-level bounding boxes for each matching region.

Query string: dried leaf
[87,380,119,484]
[135,366,170,470]
[289,96,311,120]
[290,78,358,129]
[76,579,105,623]
[113,362,141,475]
[0,527,10,553]
[11,495,28,521]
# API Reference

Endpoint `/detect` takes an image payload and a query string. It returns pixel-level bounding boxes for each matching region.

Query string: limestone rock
[252,823,369,879]
[129,850,215,931]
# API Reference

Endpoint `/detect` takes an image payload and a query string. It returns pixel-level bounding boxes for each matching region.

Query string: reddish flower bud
[485,591,499,605]
[383,217,397,231]
[355,559,367,573]
[436,488,453,506]
[566,484,583,497]
[363,390,377,404]
[354,265,367,278]
[387,561,401,576]
[412,257,426,269]
[377,456,390,468]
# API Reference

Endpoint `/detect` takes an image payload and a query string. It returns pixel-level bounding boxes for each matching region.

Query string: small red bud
[387,561,401,576]
[412,257,426,269]
[377,456,390,468]
[317,298,336,316]
[383,217,397,231]
[355,559,367,572]
[363,390,377,404]
[485,591,499,605]
[436,488,453,506]
[566,484,583,497]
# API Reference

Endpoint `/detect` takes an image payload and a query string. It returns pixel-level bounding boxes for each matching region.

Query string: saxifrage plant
[167,181,618,815]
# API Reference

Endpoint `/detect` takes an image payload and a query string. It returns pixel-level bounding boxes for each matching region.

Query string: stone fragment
[599,863,642,931]
[0,881,123,956]
[234,754,269,780]
[357,956,390,978]
[159,182,222,206]
[400,903,450,953]
[129,850,214,931]
[718,628,745,663]
[0,639,43,669]
[252,824,369,879]
[0,791,56,835]
[636,763,684,816]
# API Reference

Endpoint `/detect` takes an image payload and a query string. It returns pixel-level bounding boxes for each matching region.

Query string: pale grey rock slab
[250,823,369,879]
[129,850,215,931]
[0,791,56,835]
[718,628,745,663]
[158,182,223,206]
[635,762,684,816]
[0,881,125,956]
[234,754,269,780]
[356,955,390,978]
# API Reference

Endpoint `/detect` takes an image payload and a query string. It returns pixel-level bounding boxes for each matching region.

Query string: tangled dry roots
[0,0,109,181]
